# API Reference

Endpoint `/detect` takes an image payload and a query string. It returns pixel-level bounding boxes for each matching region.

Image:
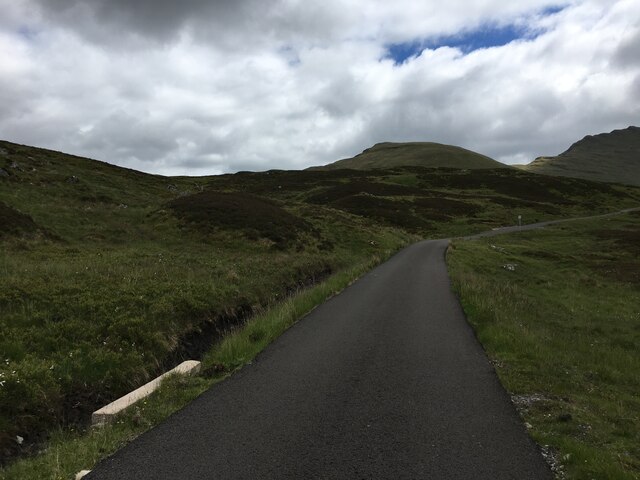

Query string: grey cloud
[73,111,179,164]
[178,156,226,170]
[314,75,369,118]
[31,0,351,51]
[0,80,33,123]
[613,25,640,69]
[33,0,255,42]
[631,74,640,102]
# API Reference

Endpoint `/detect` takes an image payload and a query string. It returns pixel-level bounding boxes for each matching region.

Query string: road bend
[88,239,552,479]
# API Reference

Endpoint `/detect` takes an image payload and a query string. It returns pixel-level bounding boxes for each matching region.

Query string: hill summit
[310,142,508,171]
[524,126,640,186]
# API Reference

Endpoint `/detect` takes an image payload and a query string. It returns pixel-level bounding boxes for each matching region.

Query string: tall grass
[0,249,399,480]
[448,213,640,479]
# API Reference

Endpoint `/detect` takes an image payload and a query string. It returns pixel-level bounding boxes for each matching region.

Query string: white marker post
[518,215,522,228]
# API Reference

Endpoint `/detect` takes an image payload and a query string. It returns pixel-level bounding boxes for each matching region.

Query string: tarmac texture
[88,239,553,479]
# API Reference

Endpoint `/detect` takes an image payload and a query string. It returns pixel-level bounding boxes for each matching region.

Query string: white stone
[91,360,201,426]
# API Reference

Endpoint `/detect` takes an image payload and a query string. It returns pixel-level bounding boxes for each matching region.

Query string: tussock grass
[0,252,395,480]
[448,213,640,479]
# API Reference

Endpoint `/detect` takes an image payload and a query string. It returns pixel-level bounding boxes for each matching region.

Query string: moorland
[1,134,639,478]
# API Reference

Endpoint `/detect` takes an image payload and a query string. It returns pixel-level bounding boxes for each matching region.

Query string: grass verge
[447,212,640,479]
[0,248,400,480]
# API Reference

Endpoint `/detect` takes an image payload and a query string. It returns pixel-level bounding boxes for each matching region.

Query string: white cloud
[0,0,638,175]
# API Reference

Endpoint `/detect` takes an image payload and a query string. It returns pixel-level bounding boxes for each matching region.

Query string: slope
[310,141,508,171]
[524,126,640,186]
[1,139,640,470]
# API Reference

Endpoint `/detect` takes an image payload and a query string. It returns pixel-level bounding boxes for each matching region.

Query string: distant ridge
[310,142,509,171]
[524,126,640,186]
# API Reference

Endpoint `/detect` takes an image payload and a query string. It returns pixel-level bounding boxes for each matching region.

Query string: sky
[0,1,639,176]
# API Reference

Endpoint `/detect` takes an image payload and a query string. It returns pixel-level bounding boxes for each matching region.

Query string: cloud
[613,24,640,70]
[0,0,638,175]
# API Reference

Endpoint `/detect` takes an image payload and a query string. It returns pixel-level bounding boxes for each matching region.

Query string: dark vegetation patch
[167,191,313,248]
[207,169,369,196]
[591,227,640,254]
[479,195,560,214]
[413,197,482,217]
[418,169,630,203]
[297,167,638,232]
[306,180,422,204]
[433,192,563,215]
[207,167,636,223]
[78,194,116,204]
[480,195,537,208]
[332,195,428,231]
[520,250,564,260]
[592,261,640,284]
[0,201,47,239]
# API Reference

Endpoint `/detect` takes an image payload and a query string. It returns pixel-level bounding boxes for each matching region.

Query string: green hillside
[1,139,640,472]
[310,141,508,170]
[524,126,640,186]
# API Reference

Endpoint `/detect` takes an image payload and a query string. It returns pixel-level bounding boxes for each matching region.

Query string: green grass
[0,227,406,462]
[447,211,640,479]
[311,141,507,170]
[1,139,640,473]
[0,251,397,480]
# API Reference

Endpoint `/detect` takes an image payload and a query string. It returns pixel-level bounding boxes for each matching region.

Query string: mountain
[310,142,509,171]
[524,126,640,186]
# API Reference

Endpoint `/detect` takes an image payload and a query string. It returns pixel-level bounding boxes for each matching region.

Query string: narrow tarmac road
[463,206,640,239]
[88,239,553,479]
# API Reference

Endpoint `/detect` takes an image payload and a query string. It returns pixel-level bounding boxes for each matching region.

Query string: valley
[1,133,639,478]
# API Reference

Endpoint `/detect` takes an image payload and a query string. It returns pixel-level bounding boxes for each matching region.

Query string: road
[463,206,640,239]
[88,238,554,479]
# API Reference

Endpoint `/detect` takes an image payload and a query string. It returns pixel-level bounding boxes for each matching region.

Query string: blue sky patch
[540,5,567,16]
[385,41,425,65]
[433,23,530,53]
[385,23,529,65]
[385,4,567,65]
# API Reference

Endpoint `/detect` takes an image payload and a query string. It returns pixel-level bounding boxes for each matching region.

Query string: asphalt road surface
[463,206,640,240]
[88,238,554,480]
